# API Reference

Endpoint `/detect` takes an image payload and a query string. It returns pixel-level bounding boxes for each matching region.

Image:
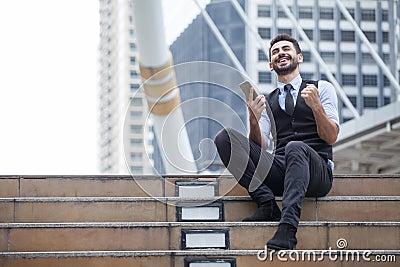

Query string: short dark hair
[269,34,302,60]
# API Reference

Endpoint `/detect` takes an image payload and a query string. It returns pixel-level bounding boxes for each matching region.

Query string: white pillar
[132,0,197,174]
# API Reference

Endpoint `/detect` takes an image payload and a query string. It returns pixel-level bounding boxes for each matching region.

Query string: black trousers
[214,128,333,228]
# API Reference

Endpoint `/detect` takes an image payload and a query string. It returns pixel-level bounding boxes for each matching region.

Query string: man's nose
[277,49,285,56]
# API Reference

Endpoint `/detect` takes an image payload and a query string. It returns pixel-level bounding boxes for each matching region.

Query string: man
[214,34,339,250]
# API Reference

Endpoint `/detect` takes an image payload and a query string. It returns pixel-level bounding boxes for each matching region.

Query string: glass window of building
[229,6,239,21]
[211,6,229,23]
[302,51,311,62]
[258,49,268,61]
[131,98,142,106]
[258,5,271,17]
[341,8,355,20]
[258,71,272,84]
[130,111,142,120]
[130,125,142,134]
[341,30,355,42]
[302,73,314,80]
[278,28,292,36]
[362,53,374,64]
[361,9,376,21]
[320,30,334,41]
[321,51,335,63]
[348,96,357,107]
[383,53,390,64]
[384,76,391,87]
[342,52,356,64]
[299,7,313,19]
[130,139,142,145]
[130,57,136,65]
[231,27,244,41]
[130,83,140,92]
[320,8,334,20]
[131,153,143,161]
[302,29,313,40]
[382,32,389,43]
[382,9,389,22]
[258,27,271,39]
[363,31,376,43]
[278,7,291,18]
[130,70,138,79]
[342,74,356,86]
[130,43,136,52]
[364,96,378,108]
[321,73,336,81]
[363,74,378,86]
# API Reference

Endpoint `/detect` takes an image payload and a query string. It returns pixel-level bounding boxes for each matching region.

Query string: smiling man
[214,34,340,250]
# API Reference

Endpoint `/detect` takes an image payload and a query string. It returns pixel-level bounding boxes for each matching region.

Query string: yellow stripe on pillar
[139,51,181,115]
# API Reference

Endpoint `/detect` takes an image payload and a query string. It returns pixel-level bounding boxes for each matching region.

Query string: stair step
[1,174,398,266]
[1,196,398,223]
[1,250,399,267]
[1,174,398,198]
[0,222,399,251]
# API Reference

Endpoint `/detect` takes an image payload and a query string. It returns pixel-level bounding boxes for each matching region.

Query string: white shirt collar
[278,74,302,94]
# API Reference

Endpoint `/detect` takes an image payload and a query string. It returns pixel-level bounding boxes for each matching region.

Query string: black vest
[266,80,333,161]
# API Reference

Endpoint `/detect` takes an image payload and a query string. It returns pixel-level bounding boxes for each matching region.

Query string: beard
[271,55,299,75]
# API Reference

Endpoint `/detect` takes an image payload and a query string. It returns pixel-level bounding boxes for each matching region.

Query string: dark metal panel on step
[184,258,236,267]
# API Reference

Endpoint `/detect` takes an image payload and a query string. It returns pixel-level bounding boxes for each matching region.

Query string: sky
[0,0,207,175]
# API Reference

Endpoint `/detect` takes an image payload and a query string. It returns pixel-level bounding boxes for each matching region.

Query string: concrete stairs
[0,174,399,266]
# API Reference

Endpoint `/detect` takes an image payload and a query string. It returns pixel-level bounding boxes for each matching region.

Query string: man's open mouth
[276,55,291,64]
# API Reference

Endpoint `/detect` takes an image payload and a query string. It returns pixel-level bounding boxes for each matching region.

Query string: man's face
[269,40,303,75]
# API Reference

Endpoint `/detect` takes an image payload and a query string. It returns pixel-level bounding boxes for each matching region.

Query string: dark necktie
[284,84,295,116]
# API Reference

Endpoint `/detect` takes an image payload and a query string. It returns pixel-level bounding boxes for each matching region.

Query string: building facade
[169,0,248,172]
[98,0,154,174]
[247,0,399,122]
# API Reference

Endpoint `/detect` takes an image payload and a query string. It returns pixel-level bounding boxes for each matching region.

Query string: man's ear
[297,53,303,63]
[269,62,274,71]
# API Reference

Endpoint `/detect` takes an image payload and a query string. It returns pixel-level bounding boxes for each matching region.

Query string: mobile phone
[240,81,259,101]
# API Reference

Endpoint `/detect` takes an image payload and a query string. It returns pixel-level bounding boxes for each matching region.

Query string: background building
[169,0,247,172]
[98,0,399,174]
[247,0,399,122]
[98,0,154,174]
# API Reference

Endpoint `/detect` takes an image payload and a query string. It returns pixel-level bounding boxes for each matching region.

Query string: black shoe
[242,199,281,222]
[266,223,298,250]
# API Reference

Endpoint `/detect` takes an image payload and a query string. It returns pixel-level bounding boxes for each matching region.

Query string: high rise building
[98,0,154,174]
[169,0,248,172]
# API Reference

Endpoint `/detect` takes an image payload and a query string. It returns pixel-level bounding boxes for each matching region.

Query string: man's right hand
[247,87,266,122]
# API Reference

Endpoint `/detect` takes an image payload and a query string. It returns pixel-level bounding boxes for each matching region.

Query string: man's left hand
[301,83,321,110]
